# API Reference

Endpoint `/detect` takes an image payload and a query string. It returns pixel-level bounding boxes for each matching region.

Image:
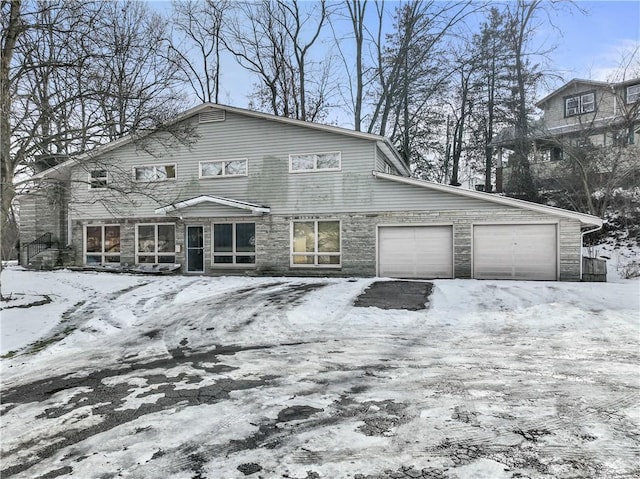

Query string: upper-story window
[565,91,595,117]
[134,164,176,182]
[626,84,640,104]
[200,159,247,178]
[290,152,341,172]
[89,170,108,189]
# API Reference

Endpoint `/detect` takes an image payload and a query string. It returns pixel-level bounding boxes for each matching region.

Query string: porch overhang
[155,195,271,215]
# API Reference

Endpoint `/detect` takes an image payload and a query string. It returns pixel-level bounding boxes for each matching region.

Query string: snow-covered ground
[1,263,638,479]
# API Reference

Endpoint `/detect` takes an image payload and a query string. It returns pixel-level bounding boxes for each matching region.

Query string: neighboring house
[19,103,602,281]
[494,77,640,189]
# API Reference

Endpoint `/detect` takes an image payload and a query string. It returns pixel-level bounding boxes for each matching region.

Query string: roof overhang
[155,195,270,215]
[372,171,603,228]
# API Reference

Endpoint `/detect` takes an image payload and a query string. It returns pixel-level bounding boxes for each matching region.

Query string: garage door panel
[473,224,557,281]
[379,226,453,279]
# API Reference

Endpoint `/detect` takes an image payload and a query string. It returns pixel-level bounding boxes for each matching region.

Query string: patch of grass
[25,326,77,355]
[1,350,18,359]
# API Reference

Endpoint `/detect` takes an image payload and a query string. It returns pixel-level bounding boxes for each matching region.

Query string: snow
[1,257,639,478]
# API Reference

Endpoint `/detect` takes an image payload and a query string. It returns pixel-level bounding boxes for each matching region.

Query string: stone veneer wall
[68,208,583,281]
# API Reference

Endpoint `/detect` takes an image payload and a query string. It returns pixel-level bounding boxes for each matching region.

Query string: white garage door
[378,226,453,278]
[473,224,557,280]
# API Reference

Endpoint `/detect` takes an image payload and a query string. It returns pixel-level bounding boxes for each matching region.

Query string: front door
[186,226,204,273]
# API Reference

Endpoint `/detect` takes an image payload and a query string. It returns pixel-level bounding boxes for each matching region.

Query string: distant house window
[134,165,176,182]
[626,84,640,104]
[136,224,176,264]
[565,92,595,117]
[200,159,247,178]
[551,147,563,162]
[85,225,120,264]
[290,152,341,172]
[89,170,108,189]
[212,222,256,265]
[291,220,341,267]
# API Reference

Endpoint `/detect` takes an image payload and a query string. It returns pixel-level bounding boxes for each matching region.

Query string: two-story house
[19,103,602,281]
[495,77,640,192]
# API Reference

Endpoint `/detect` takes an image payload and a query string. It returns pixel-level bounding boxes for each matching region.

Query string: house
[494,77,640,190]
[19,103,603,281]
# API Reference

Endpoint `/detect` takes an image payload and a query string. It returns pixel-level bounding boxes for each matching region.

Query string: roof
[155,195,270,215]
[31,103,410,180]
[372,171,603,227]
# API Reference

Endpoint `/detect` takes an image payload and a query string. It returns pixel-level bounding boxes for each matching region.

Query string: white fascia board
[155,195,270,215]
[372,171,603,227]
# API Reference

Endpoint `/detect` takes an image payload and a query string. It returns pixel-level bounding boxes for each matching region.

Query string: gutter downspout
[580,224,604,280]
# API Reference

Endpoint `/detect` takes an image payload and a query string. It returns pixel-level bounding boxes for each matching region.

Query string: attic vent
[199,109,226,123]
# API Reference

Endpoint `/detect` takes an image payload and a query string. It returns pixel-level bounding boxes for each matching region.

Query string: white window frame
[290,219,341,268]
[626,84,640,104]
[84,224,120,264]
[565,91,595,117]
[199,159,248,178]
[88,170,109,190]
[133,164,177,182]
[135,223,176,264]
[211,222,256,267]
[289,151,342,173]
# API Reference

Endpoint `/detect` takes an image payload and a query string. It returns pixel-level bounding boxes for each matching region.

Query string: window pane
[138,255,156,263]
[201,162,223,177]
[317,152,340,169]
[293,222,315,252]
[214,255,233,264]
[213,224,233,252]
[104,255,120,263]
[158,225,175,252]
[236,255,256,264]
[158,255,176,263]
[236,223,255,252]
[86,254,102,264]
[226,160,246,176]
[293,255,314,264]
[104,226,120,252]
[156,165,175,180]
[135,166,155,181]
[86,226,102,253]
[318,255,340,265]
[186,227,202,249]
[291,154,314,171]
[90,170,108,188]
[318,221,340,253]
[138,225,155,252]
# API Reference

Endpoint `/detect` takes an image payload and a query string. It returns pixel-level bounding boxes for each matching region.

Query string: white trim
[155,195,270,215]
[133,164,177,182]
[199,158,248,178]
[372,171,603,227]
[290,219,342,268]
[289,151,342,173]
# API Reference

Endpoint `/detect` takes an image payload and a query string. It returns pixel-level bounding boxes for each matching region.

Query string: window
[200,159,247,178]
[291,220,341,267]
[626,84,640,104]
[89,170,108,189]
[133,165,176,182]
[136,224,176,263]
[290,152,341,172]
[85,225,120,264]
[565,92,595,117]
[212,222,256,265]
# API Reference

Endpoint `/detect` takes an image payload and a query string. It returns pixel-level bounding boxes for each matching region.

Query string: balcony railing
[26,232,53,263]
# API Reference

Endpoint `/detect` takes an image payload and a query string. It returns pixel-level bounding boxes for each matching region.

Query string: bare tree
[168,0,229,104]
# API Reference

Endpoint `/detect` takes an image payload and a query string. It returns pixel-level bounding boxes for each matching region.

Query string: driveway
[1,271,638,478]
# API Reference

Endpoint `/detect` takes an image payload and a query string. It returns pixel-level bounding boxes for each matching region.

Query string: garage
[378,226,453,278]
[473,224,558,280]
